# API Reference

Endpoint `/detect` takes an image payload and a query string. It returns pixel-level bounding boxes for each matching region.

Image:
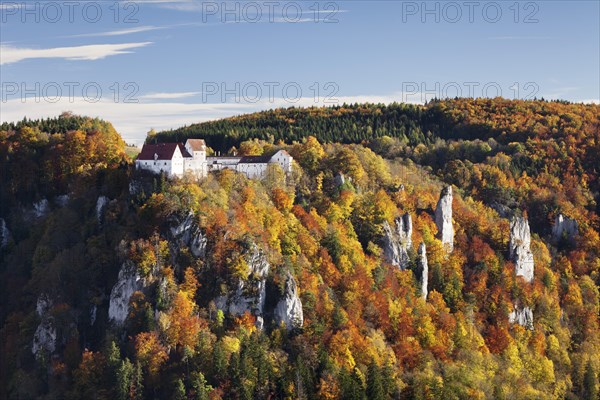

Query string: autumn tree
[135,332,168,383]
[163,291,204,351]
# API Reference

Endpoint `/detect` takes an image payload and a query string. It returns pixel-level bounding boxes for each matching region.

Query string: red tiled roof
[186,139,206,151]
[138,143,189,160]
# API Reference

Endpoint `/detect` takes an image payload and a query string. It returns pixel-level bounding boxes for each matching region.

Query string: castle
[135,139,293,179]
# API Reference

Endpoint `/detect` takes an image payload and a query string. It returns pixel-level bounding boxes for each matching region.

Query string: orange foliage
[135,331,168,379]
[271,188,293,212]
[165,291,205,350]
[485,325,511,354]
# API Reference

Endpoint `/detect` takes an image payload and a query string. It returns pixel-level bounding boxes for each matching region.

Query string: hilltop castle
[136,139,293,179]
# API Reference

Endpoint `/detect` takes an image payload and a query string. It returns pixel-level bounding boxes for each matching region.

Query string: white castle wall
[136,141,293,180]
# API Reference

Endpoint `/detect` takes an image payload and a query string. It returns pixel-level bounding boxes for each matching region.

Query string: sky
[1,0,599,144]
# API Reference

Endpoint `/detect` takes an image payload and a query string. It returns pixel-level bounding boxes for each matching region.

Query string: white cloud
[134,0,348,17]
[139,91,202,100]
[127,0,203,11]
[0,42,152,65]
[488,36,551,40]
[129,0,193,3]
[0,97,252,144]
[65,26,164,38]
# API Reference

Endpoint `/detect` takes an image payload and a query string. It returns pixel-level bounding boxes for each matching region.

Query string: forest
[0,98,599,399]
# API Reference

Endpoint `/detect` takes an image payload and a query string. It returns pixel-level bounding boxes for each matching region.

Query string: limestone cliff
[108,261,144,325]
[509,305,533,329]
[509,216,534,283]
[170,212,207,259]
[190,230,207,259]
[33,199,49,218]
[0,218,10,249]
[96,196,109,226]
[274,271,304,331]
[215,244,270,329]
[552,214,578,243]
[435,186,454,252]
[417,242,428,300]
[382,213,413,270]
[32,294,57,356]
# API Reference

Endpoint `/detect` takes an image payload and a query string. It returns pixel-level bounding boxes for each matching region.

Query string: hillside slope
[1,102,599,399]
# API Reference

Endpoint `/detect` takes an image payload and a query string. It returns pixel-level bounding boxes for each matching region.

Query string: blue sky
[1,0,599,144]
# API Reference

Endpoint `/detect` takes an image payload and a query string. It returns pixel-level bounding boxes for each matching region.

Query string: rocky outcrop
[108,261,144,325]
[417,242,428,300]
[435,186,454,252]
[96,196,109,226]
[0,218,10,249]
[22,199,51,222]
[129,180,143,196]
[170,212,196,243]
[170,212,207,259]
[90,304,97,326]
[489,201,512,219]
[190,230,207,258]
[55,194,70,207]
[32,294,56,356]
[398,214,413,250]
[509,216,534,283]
[274,271,304,331]
[33,199,49,218]
[509,305,533,329]
[33,319,57,356]
[36,294,52,316]
[334,172,345,187]
[382,213,413,270]
[216,245,270,329]
[552,214,578,243]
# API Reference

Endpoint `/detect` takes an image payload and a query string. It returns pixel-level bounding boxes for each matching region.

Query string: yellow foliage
[220,336,241,357]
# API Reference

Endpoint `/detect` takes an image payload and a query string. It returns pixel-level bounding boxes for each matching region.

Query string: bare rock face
[96,196,109,226]
[509,216,534,283]
[274,271,304,331]
[489,201,513,219]
[190,230,207,259]
[417,242,428,300]
[36,294,52,316]
[129,181,142,196]
[509,305,533,329]
[382,221,399,266]
[435,186,454,252]
[90,304,97,326]
[396,214,413,249]
[33,199,49,218]
[552,214,578,243]
[108,261,144,325]
[334,172,346,187]
[170,212,207,259]
[33,319,57,356]
[382,213,413,270]
[217,244,270,329]
[170,212,196,244]
[32,294,57,356]
[55,194,70,207]
[22,199,50,222]
[0,218,10,249]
